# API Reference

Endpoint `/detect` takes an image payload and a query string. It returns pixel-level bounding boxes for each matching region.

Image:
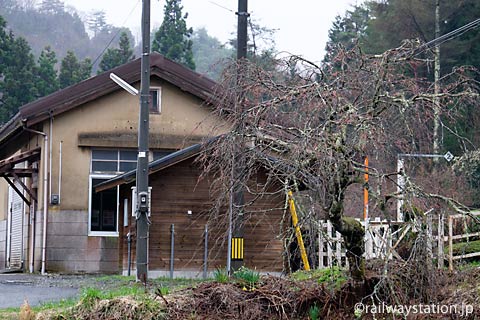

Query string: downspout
[58,141,62,204]
[24,127,49,275]
[29,201,35,273]
[49,117,53,204]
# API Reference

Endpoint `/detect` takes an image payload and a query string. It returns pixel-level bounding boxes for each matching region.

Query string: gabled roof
[0,52,218,148]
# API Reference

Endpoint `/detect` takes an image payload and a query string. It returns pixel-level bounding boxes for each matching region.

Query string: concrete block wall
[45,210,119,273]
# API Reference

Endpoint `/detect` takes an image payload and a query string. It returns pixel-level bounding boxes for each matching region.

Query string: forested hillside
[0,0,234,124]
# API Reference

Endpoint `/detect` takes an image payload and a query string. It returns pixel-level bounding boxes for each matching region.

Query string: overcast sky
[62,0,360,63]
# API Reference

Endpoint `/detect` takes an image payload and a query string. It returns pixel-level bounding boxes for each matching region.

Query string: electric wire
[91,0,141,68]
[208,1,235,13]
[412,18,480,57]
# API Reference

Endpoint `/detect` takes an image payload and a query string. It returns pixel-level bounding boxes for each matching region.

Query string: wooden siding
[119,157,286,274]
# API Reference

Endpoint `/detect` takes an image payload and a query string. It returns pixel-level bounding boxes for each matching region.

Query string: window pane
[149,89,159,113]
[153,149,175,160]
[92,150,117,160]
[120,150,137,161]
[101,188,117,232]
[92,161,117,172]
[120,162,137,172]
[91,178,117,232]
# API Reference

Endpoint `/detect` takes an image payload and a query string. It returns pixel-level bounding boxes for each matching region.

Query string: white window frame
[149,87,162,114]
[90,149,137,174]
[88,174,119,237]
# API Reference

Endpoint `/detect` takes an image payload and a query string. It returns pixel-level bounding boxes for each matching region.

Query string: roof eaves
[95,142,203,192]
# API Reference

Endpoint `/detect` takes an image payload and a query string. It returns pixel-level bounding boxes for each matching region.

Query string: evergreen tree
[227,21,278,71]
[323,5,371,64]
[59,50,92,88]
[36,45,59,97]
[118,31,134,63]
[87,10,109,37]
[98,31,134,73]
[38,0,65,14]
[192,27,232,79]
[0,16,38,124]
[152,0,195,70]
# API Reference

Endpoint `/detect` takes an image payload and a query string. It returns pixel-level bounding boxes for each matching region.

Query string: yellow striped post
[231,237,244,260]
[288,190,311,271]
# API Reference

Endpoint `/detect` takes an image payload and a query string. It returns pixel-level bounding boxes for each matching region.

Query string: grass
[446,239,480,256]
[0,275,205,319]
[308,304,321,320]
[292,267,348,290]
[213,267,229,283]
[233,266,261,290]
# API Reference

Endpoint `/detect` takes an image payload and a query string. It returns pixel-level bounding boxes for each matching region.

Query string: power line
[91,0,141,67]
[208,1,235,13]
[413,18,480,57]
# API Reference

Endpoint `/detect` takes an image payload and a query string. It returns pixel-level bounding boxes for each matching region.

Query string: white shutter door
[7,182,24,269]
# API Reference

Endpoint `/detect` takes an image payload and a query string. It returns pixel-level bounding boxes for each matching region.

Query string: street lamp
[110,73,139,96]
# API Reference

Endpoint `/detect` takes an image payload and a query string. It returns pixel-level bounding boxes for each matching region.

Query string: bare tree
[199,40,479,281]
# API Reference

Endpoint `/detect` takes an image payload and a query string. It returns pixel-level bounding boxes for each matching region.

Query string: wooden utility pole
[136,0,151,283]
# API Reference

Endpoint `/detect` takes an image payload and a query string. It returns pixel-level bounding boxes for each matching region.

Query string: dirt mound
[165,275,358,319]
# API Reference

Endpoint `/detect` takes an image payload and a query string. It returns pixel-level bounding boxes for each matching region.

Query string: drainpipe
[29,200,35,273]
[24,127,49,275]
[49,117,53,204]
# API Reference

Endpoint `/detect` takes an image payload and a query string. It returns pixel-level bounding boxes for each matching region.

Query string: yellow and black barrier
[231,237,244,260]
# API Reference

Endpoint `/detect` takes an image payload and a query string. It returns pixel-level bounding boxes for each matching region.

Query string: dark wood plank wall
[119,157,286,274]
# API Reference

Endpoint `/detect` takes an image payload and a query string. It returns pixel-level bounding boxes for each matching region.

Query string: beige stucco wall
[0,75,225,273]
[47,77,224,211]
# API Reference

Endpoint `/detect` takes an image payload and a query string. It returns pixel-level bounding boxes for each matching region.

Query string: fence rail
[447,211,480,271]
[318,218,400,269]
[316,211,480,271]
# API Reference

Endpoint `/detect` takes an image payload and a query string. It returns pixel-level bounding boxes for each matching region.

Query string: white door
[6,181,24,269]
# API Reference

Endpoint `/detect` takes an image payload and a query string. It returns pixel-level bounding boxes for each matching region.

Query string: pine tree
[59,50,92,88]
[88,11,109,37]
[98,31,135,73]
[36,46,59,97]
[152,0,195,70]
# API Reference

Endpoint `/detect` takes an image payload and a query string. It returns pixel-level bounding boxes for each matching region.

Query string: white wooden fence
[317,211,480,270]
[318,218,399,269]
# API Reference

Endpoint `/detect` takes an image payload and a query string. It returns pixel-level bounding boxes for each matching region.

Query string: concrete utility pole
[237,0,248,60]
[136,0,151,283]
[228,0,249,274]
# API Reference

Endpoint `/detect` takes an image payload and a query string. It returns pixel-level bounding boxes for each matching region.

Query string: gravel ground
[0,273,117,308]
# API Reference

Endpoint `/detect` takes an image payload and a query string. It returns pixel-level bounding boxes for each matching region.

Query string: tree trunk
[329,199,365,281]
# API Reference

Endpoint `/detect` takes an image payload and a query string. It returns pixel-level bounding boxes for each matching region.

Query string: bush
[233,266,260,291]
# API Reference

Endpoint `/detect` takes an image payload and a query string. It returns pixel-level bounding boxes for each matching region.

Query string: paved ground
[0,273,97,308]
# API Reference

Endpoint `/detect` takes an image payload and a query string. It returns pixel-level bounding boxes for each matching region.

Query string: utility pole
[136,0,151,283]
[433,0,441,157]
[237,0,248,60]
[228,0,248,274]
